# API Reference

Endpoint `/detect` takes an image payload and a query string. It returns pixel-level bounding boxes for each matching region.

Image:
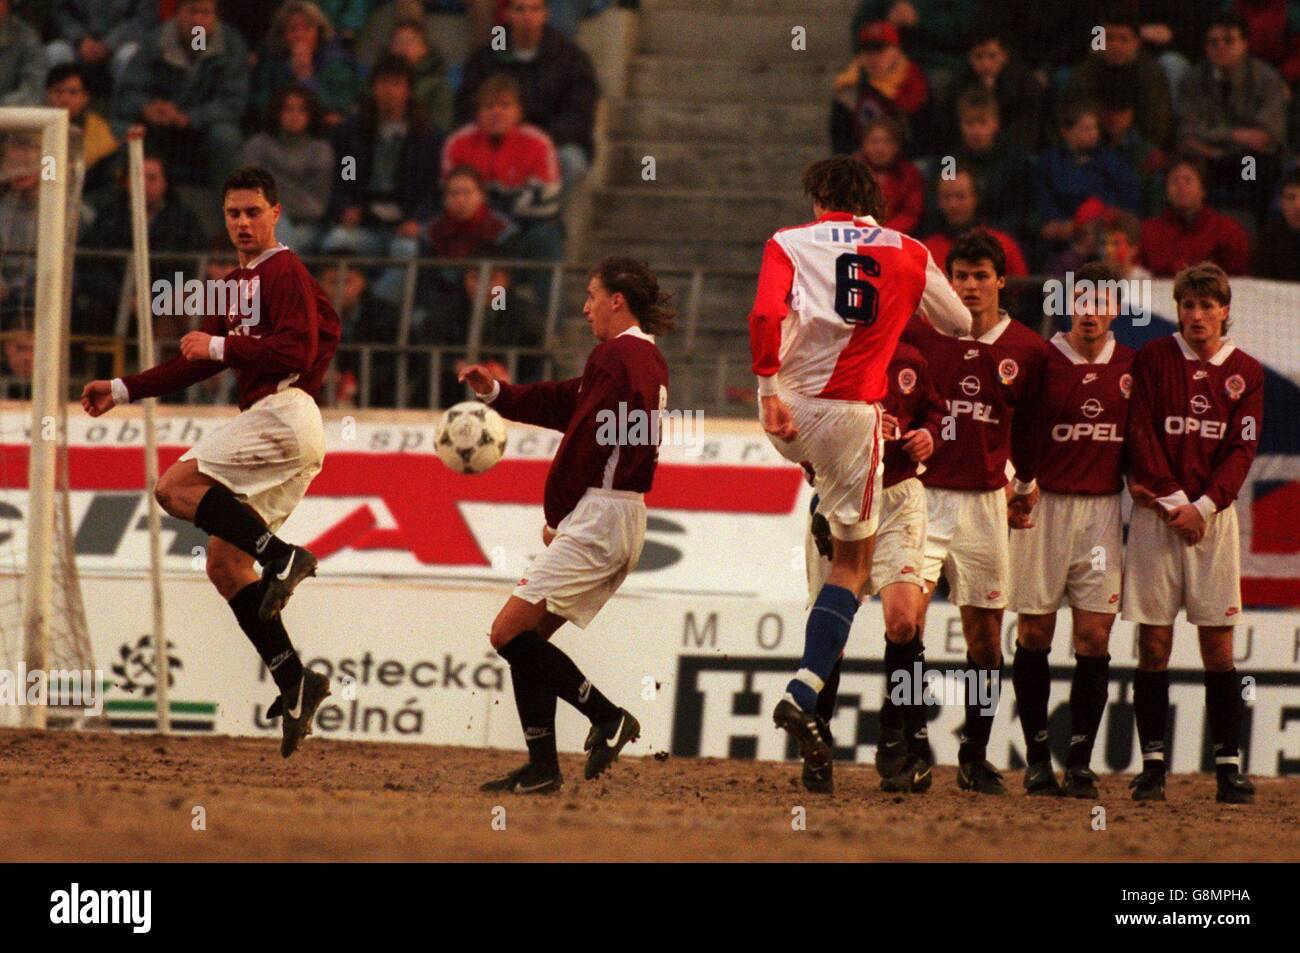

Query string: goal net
[0,108,94,727]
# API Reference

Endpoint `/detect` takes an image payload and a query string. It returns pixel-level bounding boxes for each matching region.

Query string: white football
[436,401,508,474]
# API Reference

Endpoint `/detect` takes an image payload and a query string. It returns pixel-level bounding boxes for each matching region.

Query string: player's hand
[81,380,116,417]
[1127,481,1157,509]
[881,412,900,440]
[1166,504,1206,546]
[1007,484,1039,529]
[180,331,213,361]
[900,428,933,462]
[542,525,556,547]
[457,363,495,396]
[760,395,798,442]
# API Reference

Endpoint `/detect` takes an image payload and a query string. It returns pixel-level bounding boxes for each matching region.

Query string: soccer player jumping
[748,156,971,780]
[460,257,673,794]
[1122,262,1262,804]
[81,167,340,757]
[1007,262,1134,798]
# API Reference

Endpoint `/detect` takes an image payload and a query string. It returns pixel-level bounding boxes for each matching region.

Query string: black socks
[815,655,842,730]
[1012,643,1052,765]
[195,484,292,566]
[1068,654,1110,768]
[959,654,1001,765]
[1205,668,1243,778]
[229,581,302,693]
[1133,668,1170,772]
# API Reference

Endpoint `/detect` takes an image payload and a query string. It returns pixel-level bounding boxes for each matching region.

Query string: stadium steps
[605,139,816,191]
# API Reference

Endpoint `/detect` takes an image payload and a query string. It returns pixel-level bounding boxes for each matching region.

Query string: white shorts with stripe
[1121,503,1243,627]
[180,387,325,532]
[922,485,1010,609]
[512,489,647,629]
[768,391,884,541]
[804,477,927,600]
[1009,491,1123,615]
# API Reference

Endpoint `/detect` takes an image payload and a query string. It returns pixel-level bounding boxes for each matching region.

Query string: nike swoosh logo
[882,740,903,749]
[516,778,554,793]
[277,551,295,581]
[287,676,305,719]
[915,767,931,783]
[604,715,624,746]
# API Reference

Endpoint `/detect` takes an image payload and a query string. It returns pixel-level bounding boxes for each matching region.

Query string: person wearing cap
[831,21,927,155]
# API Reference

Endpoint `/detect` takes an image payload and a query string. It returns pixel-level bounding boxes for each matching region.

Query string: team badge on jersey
[1225,374,1245,401]
[897,367,917,394]
[1119,373,1132,398]
[998,358,1019,384]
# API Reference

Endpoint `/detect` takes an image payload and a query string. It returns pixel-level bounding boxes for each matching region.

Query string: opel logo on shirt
[1190,394,1210,415]
[1082,398,1103,419]
[960,375,981,396]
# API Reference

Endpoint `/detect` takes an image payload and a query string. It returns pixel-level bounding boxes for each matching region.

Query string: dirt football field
[3,727,1299,862]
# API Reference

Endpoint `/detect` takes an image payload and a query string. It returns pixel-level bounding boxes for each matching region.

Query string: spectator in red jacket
[831,20,927,154]
[921,167,1029,276]
[1140,156,1251,275]
[856,115,924,233]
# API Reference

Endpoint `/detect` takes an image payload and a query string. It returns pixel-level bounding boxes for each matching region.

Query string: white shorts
[180,387,325,531]
[1009,492,1123,615]
[805,478,927,601]
[513,489,647,629]
[1121,503,1243,627]
[768,391,883,541]
[923,485,1010,609]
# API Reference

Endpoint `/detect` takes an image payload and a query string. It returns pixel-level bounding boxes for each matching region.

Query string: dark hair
[475,73,523,110]
[967,30,1007,51]
[370,54,414,88]
[1057,98,1100,130]
[1074,261,1123,286]
[1173,261,1231,307]
[1167,152,1208,189]
[802,156,884,218]
[590,257,677,335]
[861,114,905,149]
[222,166,279,206]
[1282,166,1300,191]
[45,63,87,90]
[1099,4,1141,33]
[956,86,998,118]
[946,229,1007,277]
[1097,208,1140,244]
[267,83,321,136]
[444,164,486,190]
[1206,11,1248,40]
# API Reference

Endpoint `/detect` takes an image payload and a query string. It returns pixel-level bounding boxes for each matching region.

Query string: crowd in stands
[0,0,607,403]
[838,0,1300,282]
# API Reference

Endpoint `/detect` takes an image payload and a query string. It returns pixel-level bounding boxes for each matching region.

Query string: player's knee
[883,614,916,645]
[153,480,176,516]
[204,549,240,589]
[1137,630,1172,669]
[1016,618,1053,653]
[1198,638,1235,672]
[488,624,517,651]
[1074,627,1111,658]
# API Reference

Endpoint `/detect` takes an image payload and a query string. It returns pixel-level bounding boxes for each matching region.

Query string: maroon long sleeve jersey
[882,341,947,488]
[901,312,1047,491]
[120,245,341,410]
[1125,333,1263,511]
[1024,332,1136,496]
[487,325,670,529]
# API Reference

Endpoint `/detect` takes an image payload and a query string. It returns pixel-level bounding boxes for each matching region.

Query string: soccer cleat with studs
[875,725,908,779]
[881,755,933,793]
[773,698,831,772]
[957,759,1008,795]
[800,715,835,794]
[1063,765,1100,799]
[480,762,563,795]
[1023,761,1065,796]
[258,544,319,622]
[1216,771,1255,805]
[583,709,640,780]
[278,669,330,759]
[1129,766,1167,801]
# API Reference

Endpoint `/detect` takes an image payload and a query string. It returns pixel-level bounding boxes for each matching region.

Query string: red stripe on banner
[1251,481,1300,555]
[1241,579,1300,607]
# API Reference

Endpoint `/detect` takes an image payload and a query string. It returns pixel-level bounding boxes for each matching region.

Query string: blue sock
[787,584,860,711]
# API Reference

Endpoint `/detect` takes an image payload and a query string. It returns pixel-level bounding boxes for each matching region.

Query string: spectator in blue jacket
[1034,99,1141,247]
[46,0,154,89]
[110,0,249,187]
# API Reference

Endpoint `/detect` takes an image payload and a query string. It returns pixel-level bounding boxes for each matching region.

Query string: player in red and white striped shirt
[1007,262,1134,799]
[748,156,970,780]
[461,258,672,794]
[1122,263,1262,805]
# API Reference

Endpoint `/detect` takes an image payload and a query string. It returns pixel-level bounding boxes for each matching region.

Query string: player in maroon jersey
[1007,262,1135,798]
[459,257,673,794]
[1122,262,1262,804]
[80,167,342,757]
[803,340,947,793]
[900,230,1048,795]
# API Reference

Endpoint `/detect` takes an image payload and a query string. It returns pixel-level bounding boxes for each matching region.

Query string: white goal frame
[14,107,70,729]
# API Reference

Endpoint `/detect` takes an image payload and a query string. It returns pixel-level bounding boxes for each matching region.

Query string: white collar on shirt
[1051,331,1116,364]
[962,312,1011,345]
[242,243,289,270]
[616,324,655,344]
[1174,331,1236,365]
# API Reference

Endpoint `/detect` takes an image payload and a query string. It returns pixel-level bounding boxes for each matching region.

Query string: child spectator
[1034,100,1141,246]
[239,85,335,254]
[948,87,1029,235]
[1095,209,1151,279]
[1254,166,1300,279]
[1067,7,1174,150]
[427,165,518,261]
[1098,85,1168,216]
[253,1,364,129]
[921,167,1029,276]
[386,17,452,132]
[850,0,976,81]
[856,116,923,233]
[943,31,1042,154]
[1140,155,1251,275]
[831,21,926,155]
[442,73,562,261]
